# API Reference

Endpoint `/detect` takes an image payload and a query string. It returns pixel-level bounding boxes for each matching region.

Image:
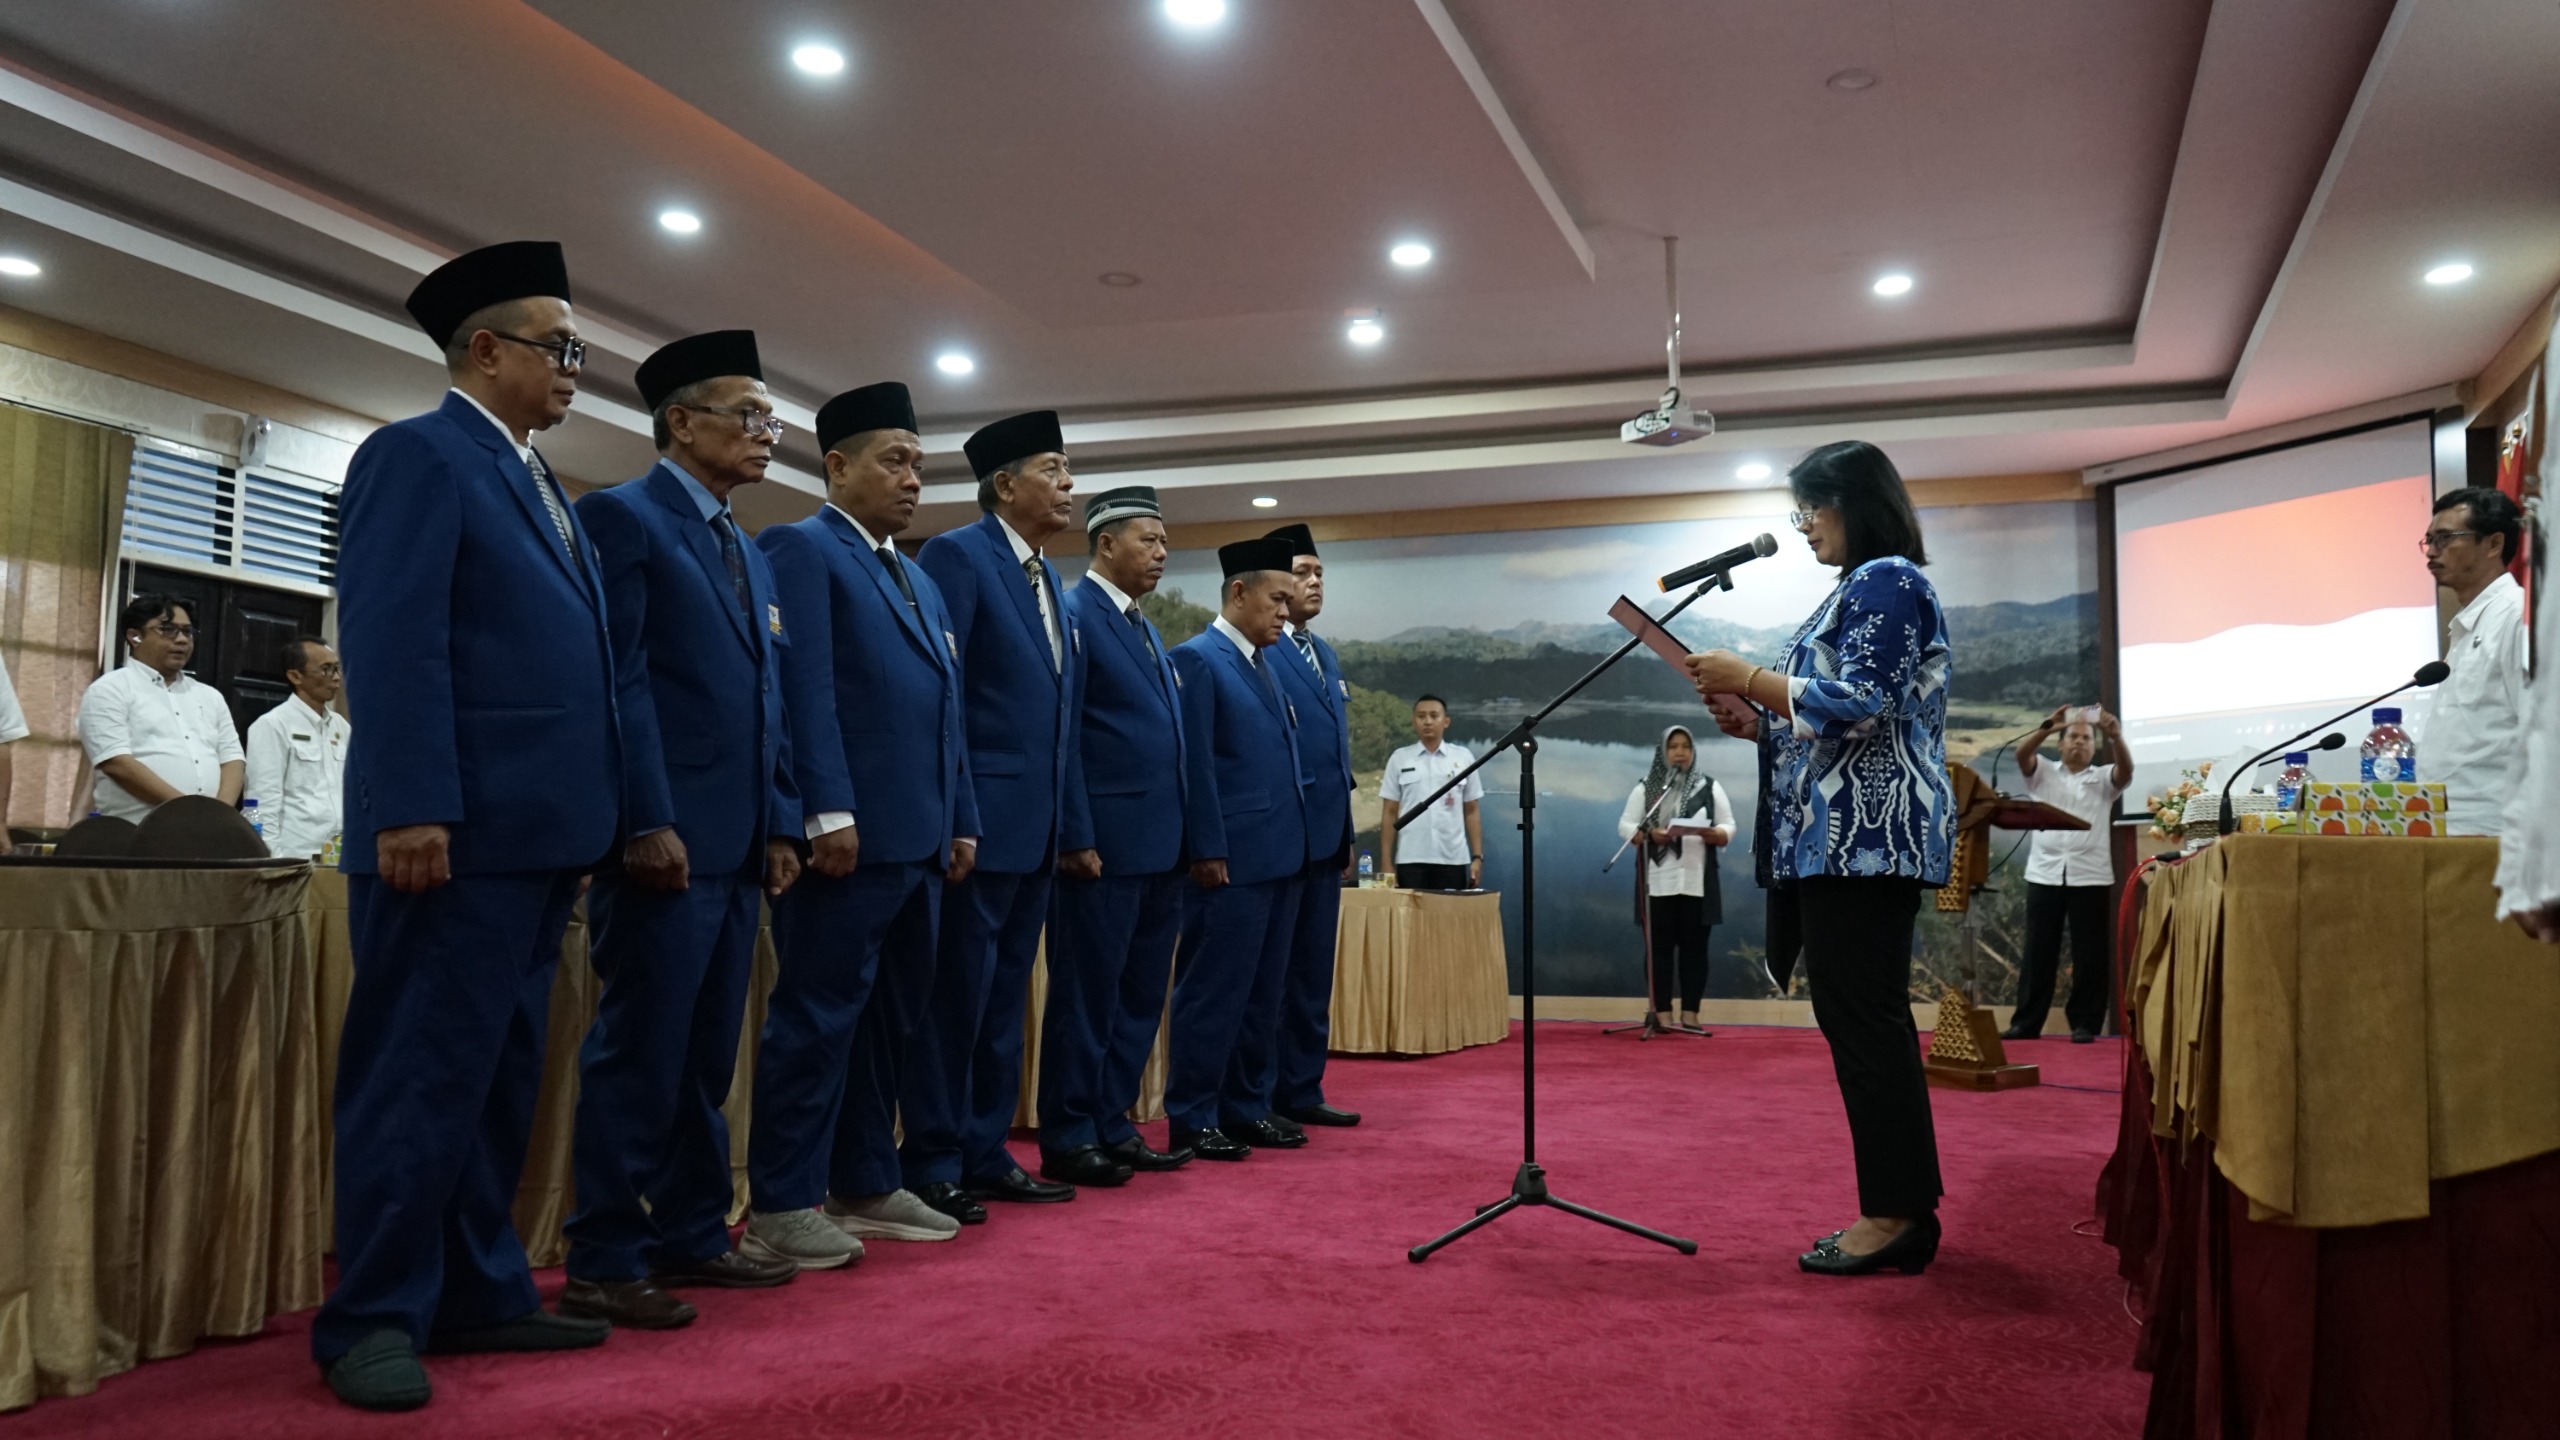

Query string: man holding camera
[2005,705,2131,1043]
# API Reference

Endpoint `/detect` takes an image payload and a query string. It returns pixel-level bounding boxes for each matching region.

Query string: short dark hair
[119,593,189,640]
[1089,515,1144,555]
[650,376,723,450]
[1788,440,1928,571]
[2433,486,2524,567]
[441,297,537,373]
[1414,693,1448,713]
[280,633,328,676]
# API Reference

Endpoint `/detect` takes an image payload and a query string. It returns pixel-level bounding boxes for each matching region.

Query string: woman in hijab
[1615,725,1734,1032]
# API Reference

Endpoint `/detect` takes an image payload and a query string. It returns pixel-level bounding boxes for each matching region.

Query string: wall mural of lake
[1060,496,2103,1002]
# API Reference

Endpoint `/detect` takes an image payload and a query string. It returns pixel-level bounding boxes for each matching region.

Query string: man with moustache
[1165,538,1309,1161]
[315,242,620,1411]
[746,383,978,1269]
[1263,524,1361,1131]
[242,635,348,860]
[557,331,804,1329]
[907,412,1100,1212]
[1039,486,1194,1179]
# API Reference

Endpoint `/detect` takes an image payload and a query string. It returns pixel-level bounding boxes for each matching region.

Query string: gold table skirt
[2132,835,2560,1227]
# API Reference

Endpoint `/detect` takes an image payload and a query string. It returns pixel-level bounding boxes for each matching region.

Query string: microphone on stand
[1982,725,2044,793]
[2217,660,2450,834]
[1657,533,1778,591]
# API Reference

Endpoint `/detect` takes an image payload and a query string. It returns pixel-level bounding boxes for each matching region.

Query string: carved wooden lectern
[1921,763,2085,1092]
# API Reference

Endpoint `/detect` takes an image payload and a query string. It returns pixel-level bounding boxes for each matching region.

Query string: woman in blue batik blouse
[1685,440,1955,1278]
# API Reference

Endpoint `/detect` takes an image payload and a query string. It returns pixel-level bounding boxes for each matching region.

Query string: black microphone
[2217,661,2451,834]
[1658,533,1778,591]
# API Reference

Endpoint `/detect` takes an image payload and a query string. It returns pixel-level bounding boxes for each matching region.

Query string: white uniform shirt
[77,658,243,820]
[2425,571,2527,836]
[243,693,349,858]
[2495,560,2559,921]
[2020,757,2125,887]
[1616,776,1734,898]
[0,651,27,744]
[1380,740,1482,866]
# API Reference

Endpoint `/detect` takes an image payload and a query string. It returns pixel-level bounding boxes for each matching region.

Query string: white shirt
[2021,757,2125,886]
[77,658,243,820]
[2425,571,2527,836]
[1616,775,1734,898]
[2496,559,2559,921]
[0,651,27,744]
[996,515,1062,670]
[1380,740,1482,866]
[243,693,349,858]
[1084,569,1138,617]
[451,387,534,466]
[1211,614,1261,664]
[1282,620,1325,676]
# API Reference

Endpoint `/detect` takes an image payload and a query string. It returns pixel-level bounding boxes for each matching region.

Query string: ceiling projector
[1620,386,1715,447]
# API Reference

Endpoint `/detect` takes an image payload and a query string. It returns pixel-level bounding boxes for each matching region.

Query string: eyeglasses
[686,405,788,442]
[491,331,589,374]
[146,623,196,639]
[2418,529,2488,553]
[302,663,343,677]
[1787,507,1826,529]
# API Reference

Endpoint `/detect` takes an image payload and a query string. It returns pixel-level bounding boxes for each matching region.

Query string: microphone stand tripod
[1400,572,1742,1263]
[1602,786,1709,1040]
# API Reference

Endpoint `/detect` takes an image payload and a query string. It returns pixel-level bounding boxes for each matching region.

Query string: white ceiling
[0,0,2547,538]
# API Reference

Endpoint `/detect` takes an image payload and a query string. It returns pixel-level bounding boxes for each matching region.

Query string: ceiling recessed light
[1251,496,1279,509]
[1345,313,1385,346]
[658,209,702,235]
[1827,68,1879,91]
[1099,271,1142,287]
[790,43,846,77]
[935,351,976,377]
[1389,241,1433,268]
[1164,0,1227,28]
[1736,461,1773,482]
[2423,261,2474,286]
[1871,272,1914,297]
[0,257,41,278]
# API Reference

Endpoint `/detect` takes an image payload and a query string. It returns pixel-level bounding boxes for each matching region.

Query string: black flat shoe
[1171,1126,1251,1161]
[323,1330,431,1412]
[1797,1216,1939,1276]
[1105,1135,1192,1170]
[965,1167,1076,1204]
[1229,1118,1308,1149]
[914,1181,988,1225]
[430,1308,611,1353]
[1039,1145,1135,1188]
[2070,1029,2097,1044]
[1282,1103,1362,1127]
[2000,1025,2039,1042]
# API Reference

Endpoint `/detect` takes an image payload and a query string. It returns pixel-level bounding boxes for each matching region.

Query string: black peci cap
[1218,537,1298,578]
[635,330,762,411]
[816,382,918,455]
[406,241,572,348]
[1264,522,1317,557]
[963,410,1065,480]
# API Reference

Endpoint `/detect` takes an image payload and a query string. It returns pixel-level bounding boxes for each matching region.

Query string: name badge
[1338,678,1349,699]
[944,629,959,661]
[768,603,784,636]
[291,732,313,742]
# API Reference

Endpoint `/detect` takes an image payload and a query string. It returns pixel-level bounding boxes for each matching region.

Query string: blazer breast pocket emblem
[944,629,959,660]
[768,603,784,636]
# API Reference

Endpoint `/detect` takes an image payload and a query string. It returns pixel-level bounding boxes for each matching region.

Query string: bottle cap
[2373,707,2402,725]
[2283,752,2309,764]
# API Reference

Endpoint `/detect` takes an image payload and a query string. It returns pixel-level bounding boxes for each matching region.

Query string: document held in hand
[1609,595,1695,673]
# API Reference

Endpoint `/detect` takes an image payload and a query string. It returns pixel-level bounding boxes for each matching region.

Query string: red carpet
[18,1024,2147,1439]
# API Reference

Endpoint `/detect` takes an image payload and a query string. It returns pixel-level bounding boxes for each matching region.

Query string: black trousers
[1397,862,1472,892]
[2014,882,2114,1037]
[1646,894,1711,1011]
[1798,874,1942,1218]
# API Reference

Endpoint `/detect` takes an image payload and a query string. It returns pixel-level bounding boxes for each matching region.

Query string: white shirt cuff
[805,810,855,839]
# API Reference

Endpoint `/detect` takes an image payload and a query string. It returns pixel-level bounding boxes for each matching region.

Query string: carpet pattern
[12,1024,2147,1439]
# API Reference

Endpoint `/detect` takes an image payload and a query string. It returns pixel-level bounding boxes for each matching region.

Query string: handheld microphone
[1658,533,1778,592]
[2217,661,2450,834]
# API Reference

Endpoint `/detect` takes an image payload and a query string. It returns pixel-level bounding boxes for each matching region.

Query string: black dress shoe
[1283,1103,1362,1127]
[1171,1126,1251,1161]
[1798,1216,1939,1276]
[324,1330,431,1412]
[1267,1114,1306,1140]
[650,1248,798,1289]
[2000,1025,2039,1041]
[2070,1029,2097,1044]
[1228,1118,1308,1149]
[1039,1145,1135,1188]
[1105,1135,1192,1171]
[558,1277,697,1330]
[965,1167,1076,1203]
[430,1309,611,1353]
[915,1181,988,1225]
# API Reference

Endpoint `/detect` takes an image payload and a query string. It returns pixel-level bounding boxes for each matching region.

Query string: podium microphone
[2217,660,2450,834]
[1658,533,1778,591]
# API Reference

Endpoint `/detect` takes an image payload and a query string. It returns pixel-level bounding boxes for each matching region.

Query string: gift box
[2300,781,2447,836]
[2238,810,2302,835]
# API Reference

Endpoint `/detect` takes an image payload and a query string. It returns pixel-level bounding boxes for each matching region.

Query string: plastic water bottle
[241,797,264,839]
[2274,753,2311,811]
[1358,850,1374,885]
[2360,708,2416,783]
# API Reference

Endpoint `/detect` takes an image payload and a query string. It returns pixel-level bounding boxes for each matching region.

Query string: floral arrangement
[2145,761,2213,840]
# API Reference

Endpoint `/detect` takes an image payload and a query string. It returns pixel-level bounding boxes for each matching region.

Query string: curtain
[0,402,132,831]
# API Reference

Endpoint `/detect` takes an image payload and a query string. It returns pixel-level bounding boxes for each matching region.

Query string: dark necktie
[712,512,751,624]
[1024,556,1060,670]
[525,449,577,561]
[878,543,922,620]
[1126,604,1161,662]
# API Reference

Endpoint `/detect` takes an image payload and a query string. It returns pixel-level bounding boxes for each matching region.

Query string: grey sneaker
[741,1207,863,1270]
[825,1189,961,1242]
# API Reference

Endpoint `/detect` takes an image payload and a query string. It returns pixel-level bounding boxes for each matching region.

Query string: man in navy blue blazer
[558,331,805,1331]
[316,242,619,1411]
[745,382,980,1270]
[1265,524,1364,1131]
[1039,486,1194,1178]
[907,411,1101,1211]
[1166,537,1310,1161]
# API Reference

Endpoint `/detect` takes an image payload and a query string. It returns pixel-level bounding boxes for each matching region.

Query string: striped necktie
[1291,629,1319,673]
[524,449,577,561]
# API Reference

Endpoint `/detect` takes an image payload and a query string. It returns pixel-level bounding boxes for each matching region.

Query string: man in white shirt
[243,635,349,858]
[2497,498,2558,941]
[0,649,27,822]
[2006,704,2131,1043]
[1377,694,1484,891]
[2420,487,2528,835]
[77,594,243,821]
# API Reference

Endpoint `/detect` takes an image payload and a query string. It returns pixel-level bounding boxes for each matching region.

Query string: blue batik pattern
[1757,556,1955,885]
